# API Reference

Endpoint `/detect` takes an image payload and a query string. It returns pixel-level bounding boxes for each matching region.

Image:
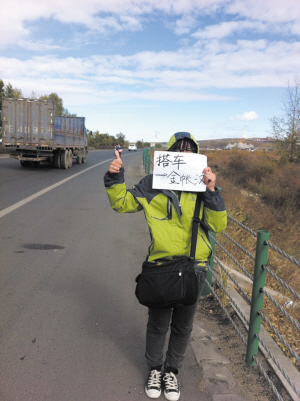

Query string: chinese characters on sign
[153,151,208,192]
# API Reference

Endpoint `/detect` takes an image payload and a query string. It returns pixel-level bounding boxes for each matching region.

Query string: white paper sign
[152,151,207,192]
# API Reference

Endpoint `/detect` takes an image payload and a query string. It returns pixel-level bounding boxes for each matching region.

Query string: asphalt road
[0,150,206,401]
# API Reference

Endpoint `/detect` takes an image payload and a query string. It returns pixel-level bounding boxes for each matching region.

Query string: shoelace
[163,372,178,391]
[148,370,162,387]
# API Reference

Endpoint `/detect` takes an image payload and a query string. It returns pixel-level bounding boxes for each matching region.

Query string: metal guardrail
[208,216,300,401]
[142,152,300,401]
[143,148,152,175]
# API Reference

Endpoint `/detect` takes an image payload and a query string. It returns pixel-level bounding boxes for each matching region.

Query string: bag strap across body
[190,193,202,260]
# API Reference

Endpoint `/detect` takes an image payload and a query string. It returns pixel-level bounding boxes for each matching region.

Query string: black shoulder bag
[135,194,201,309]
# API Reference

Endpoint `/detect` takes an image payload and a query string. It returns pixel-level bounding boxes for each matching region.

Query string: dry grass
[205,150,300,370]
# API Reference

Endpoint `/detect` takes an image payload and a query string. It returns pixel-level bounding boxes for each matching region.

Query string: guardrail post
[146,152,149,174]
[202,232,216,296]
[143,148,151,175]
[246,230,270,366]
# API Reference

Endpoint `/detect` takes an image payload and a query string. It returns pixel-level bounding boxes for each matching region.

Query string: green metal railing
[143,148,152,175]
[246,230,270,366]
[207,219,300,401]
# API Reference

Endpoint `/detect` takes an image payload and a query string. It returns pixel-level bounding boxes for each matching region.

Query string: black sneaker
[145,369,162,399]
[163,372,180,401]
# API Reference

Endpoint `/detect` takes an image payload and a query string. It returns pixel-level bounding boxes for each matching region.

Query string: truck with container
[1,98,88,169]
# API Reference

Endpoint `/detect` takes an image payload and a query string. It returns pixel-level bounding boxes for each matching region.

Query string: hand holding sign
[109,150,123,174]
[202,167,216,191]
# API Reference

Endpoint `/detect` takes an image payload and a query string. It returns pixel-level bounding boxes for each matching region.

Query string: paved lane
[0,150,116,211]
[0,150,205,401]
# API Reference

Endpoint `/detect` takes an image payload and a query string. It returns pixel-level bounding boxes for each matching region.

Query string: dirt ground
[196,294,292,401]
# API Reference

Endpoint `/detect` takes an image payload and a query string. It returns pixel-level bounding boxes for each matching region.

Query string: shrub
[205,150,300,214]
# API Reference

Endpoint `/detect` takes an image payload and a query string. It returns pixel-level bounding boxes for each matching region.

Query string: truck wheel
[54,152,61,169]
[76,155,82,164]
[68,149,73,168]
[20,161,30,167]
[60,150,68,169]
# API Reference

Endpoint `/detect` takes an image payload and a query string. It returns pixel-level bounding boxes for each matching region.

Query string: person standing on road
[104,132,227,400]
[115,143,122,158]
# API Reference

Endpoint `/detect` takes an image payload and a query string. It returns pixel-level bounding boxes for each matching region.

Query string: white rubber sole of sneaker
[164,390,180,401]
[145,386,161,399]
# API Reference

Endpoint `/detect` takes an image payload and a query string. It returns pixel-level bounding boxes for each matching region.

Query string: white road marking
[0,157,114,219]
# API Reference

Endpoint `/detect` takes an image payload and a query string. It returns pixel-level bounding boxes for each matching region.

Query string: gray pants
[145,265,207,371]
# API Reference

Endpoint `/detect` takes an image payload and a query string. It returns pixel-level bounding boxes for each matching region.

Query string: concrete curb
[210,258,300,401]
[191,321,251,400]
[224,283,300,401]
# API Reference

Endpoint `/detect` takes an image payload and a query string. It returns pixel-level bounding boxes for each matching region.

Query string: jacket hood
[167,132,199,153]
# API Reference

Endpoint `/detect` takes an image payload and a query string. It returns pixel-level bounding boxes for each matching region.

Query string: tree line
[87,131,149,149]
[88,131,128,149]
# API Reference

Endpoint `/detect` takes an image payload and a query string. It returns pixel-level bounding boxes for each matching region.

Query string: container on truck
[2,98,88,169]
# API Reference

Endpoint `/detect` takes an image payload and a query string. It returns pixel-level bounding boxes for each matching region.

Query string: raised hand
[109,150,123,174]
[202,167,216,191]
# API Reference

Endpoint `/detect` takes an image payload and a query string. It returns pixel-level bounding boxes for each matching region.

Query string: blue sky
[1,0,300,143]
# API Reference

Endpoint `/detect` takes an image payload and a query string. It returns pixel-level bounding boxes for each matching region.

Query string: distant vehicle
[128,143,137,151]
[2,98,88,169]
[115,143,123,158]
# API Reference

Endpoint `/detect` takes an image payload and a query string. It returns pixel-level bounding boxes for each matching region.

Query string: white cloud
[291,21,300,35]
[0,0,222,48]
[0,33,298,106]
[226,0,300,24]
[1,0,300,50]
[236,111,259,121]
[8,76,235,105]
[192,20,267,40]
[0,0,300,115]
[18,40,62,52]
[173,15,198,35]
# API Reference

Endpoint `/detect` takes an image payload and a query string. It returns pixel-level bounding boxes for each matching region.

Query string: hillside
[203,149,300,370]
[198,137,274,150]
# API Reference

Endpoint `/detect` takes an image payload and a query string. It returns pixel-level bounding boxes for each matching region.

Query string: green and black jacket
[104,132,227,265]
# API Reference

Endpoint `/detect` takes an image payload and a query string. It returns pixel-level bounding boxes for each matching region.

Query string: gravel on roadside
[196,294,292,401]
